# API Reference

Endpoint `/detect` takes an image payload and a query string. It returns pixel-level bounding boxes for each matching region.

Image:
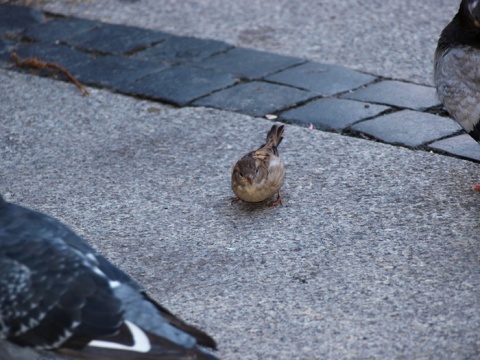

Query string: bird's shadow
[228,198,282,213]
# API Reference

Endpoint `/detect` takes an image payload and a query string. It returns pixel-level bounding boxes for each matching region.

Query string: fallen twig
[11,52,89,96]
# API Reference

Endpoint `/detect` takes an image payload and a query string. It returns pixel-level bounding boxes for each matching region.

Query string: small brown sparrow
[231,124,286,206]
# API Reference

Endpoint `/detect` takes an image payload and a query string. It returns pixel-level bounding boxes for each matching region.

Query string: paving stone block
[0,39,18,66]
[281,98,390,131]
[351,110,462,148]
[71,56,167,88]
[428,134,480,162]
[66,23,171,55]
[13,43,93,70]
[23,18,102,43]
[194,81,314,117]
[133,35,232,65]
[0,4,44,35]
[266,62,376,95]
[0,39,9,52]
[0,38,17,55]
[342,80,440,110]
[0,53,11,67]
[196,47,305,80]
[123,65,237,106]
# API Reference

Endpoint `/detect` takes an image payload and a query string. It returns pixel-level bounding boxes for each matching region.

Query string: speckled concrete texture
[19,0,458,86]
[2,69,480,359]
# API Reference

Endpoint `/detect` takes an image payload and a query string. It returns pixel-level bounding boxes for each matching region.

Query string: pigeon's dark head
[464,0,480,27]
[437,0,480,51]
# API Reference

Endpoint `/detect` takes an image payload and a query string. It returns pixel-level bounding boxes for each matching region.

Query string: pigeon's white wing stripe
[108,280,121,288]
[87,320,151,353]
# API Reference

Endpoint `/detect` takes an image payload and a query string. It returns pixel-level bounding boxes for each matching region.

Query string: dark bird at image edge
[0,194,219,360]
[435,0,480,189]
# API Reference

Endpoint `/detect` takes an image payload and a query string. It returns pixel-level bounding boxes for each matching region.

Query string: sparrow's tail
[265,124,284,149]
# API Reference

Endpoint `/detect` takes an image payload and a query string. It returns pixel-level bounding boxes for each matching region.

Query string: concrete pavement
[2,67,480,359]
[1,1,480,359]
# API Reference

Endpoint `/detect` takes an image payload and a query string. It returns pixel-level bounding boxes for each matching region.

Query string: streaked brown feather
[231,124,286,204]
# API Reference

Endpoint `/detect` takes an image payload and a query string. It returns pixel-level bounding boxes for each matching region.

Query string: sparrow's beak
[245,174,254,185]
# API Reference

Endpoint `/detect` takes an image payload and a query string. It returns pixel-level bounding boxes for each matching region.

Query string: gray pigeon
[0,194,219,359]
[435,0,480,142]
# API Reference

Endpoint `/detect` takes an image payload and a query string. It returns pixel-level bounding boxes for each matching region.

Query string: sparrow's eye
[238,171,244,177]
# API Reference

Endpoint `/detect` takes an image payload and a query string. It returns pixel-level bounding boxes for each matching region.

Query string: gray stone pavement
[1,1,480,359]
[1,3,478,161]
[12,0,458,86]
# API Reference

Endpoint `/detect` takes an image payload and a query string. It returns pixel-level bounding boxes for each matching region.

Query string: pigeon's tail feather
[469,126,480,142]
[142,293,217,350]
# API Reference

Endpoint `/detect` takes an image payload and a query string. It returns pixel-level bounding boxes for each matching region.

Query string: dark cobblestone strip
[0,4,478,163]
